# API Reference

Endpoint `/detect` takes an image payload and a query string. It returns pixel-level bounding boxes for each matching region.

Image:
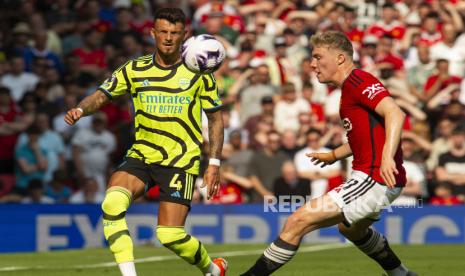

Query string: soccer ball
[181,34,226,74]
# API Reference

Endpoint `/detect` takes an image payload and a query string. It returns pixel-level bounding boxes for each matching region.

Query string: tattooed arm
[64,90,110,125]
[206,110,224,159]
[202,109,224,199]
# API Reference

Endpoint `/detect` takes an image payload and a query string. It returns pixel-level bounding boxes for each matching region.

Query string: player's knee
[101,190,130,215]
[156,226,186,246]
[338,223,366,241]
[283,212,312,236]
[338,223,352,236]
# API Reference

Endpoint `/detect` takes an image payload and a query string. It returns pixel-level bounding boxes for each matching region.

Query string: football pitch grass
[0,244,464,275]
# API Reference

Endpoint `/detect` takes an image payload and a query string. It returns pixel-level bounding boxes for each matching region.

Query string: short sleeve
[98,61,131,99]
[199,74,222,112]
[355,74,391,111]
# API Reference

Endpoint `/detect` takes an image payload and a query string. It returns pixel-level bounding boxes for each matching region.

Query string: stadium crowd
[1,0,465,206]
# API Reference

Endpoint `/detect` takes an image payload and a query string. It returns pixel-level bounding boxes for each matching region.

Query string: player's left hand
[202,165,220,200]
[380,157,398,189]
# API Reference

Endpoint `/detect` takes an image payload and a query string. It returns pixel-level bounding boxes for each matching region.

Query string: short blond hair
[310,31,354,59]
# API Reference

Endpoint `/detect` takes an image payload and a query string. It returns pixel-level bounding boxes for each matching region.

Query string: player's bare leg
[338,219,417,276]
[102,171,146,276]
[157,202,227,276]
[241,194,343,275]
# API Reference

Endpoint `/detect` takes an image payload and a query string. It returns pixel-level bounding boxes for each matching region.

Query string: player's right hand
[306,152,336,168]
[64,108,83,126]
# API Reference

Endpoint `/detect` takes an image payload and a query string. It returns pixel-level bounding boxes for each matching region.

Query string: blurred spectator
[130,1,153,43]
[424,59,461,103]
[23,31,63,74]
[366,3,405,40]
[392,136,428,206]
[435,125,465,197]
[265,36,296,87]
[82,0,112,33]
[44,169,71,203]
[0,56,39,103]
[430,23,465,77]
[196,12,239,44]
[375,34,404,77]
[0,87,31,173]
[209,165,252,204]
[283,28,309,72]
[29,12,63,57]
[280,129,302,160]
[249,130,289,202]
[239,65,277,124]
[7,22,31,55]
[16,113,65,183]
[223,130,253,177]
[301,82,325,124]
[274,82,310,133]
[72,29,107,76]
[429,183,463,205]
[14,125,48,196]
[294,128,343,198]
[244,95,274,149]
[46,0,77,37]
[407,43,435,103]
[71,112,116,193]
[418,11,442,46]
[53,94,93,148]
[273,161,311,203]
[427,117,455,171]
[21,179,54,204]
[104,7,142,51]
[70,177,104,204]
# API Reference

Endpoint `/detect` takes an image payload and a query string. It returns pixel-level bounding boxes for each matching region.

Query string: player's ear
[337,53,345,65]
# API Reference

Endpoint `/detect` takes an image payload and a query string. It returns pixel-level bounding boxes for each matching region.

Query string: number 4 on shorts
[169,174,183,191]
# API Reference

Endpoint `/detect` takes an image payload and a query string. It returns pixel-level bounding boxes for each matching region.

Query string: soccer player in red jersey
[241,31,417,276]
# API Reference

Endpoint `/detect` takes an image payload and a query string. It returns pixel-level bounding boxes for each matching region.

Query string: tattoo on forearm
[77,91,109,116]
[207,111,224,159]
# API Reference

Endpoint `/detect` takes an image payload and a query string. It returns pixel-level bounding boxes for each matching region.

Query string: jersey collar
[152,54,182,70]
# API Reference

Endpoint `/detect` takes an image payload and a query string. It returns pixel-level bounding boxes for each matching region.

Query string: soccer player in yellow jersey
[65,8,227,276]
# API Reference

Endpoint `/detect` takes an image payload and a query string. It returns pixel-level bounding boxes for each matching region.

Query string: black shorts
[117,158,197,207]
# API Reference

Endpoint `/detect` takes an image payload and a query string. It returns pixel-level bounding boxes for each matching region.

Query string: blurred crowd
[1,0,465,207]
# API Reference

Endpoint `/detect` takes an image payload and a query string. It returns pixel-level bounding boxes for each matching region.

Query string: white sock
[118,261,137,276]
[204,261,221,276]
[386,264,408,276]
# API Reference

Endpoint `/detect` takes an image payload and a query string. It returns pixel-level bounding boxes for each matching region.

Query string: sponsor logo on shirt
[362,83,386,100]
[342,117,352,132]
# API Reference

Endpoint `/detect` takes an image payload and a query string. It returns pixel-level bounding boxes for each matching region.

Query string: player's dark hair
[310,31,354,60]
[154,8,186,25]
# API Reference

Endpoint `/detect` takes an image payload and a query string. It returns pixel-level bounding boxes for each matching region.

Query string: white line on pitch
[0,243,349,271]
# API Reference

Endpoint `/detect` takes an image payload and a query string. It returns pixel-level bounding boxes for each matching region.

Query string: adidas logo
[142,79,150,87]
[171,191,181,198]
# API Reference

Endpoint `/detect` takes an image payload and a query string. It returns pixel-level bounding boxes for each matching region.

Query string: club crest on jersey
[102,75,116,88]
[362,83,386,100]
[342,118,352,132]
[179,78,190,90]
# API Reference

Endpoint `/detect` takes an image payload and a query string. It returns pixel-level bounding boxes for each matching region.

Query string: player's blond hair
[310,31,354,60]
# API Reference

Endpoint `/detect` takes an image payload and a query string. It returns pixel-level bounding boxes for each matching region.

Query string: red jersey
[340,69,406,187]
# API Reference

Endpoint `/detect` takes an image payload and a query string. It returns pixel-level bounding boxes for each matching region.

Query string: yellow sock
[157,226,212,272]
[102,187,133,264]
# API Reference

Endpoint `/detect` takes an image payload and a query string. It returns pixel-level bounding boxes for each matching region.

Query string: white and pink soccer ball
[181,34,226,74]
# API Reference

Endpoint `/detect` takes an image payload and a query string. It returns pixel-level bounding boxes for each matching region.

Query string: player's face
[310,46,339,84]
[152,19,186,57]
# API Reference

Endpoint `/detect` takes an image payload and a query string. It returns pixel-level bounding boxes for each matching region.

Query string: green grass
[0,244,464,275]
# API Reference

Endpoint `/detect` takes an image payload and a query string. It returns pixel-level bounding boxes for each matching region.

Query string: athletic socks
[241,237,299,276]
[118,261,137,276]
[354,228,409,276]
[156,226,214,274]
[102,187,134,270]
